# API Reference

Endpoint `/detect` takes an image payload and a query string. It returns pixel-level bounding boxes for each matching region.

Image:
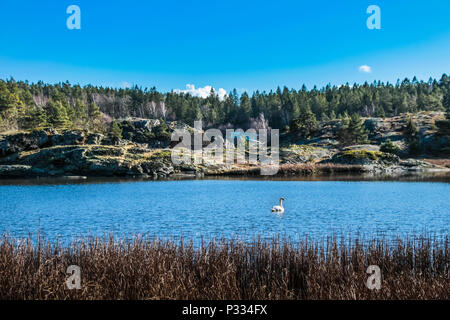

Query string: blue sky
[0,0,449,95]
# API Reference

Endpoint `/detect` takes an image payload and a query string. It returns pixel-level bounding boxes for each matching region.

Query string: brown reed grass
[0,235,448,300]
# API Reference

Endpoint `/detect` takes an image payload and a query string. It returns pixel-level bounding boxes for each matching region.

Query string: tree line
[0,74,449,133]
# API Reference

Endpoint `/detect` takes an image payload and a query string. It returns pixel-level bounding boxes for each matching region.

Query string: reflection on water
[0,171,450,186]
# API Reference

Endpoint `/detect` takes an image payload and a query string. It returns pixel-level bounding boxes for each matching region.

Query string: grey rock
[132,118,160,130]
[0,130,48,156]
[87,159,121,176]
[0,165,33,177]
[178,164,198,172]
[400,159,431,168]
[328,149,400,166]
[343,144,380,152]
[141,160,174,176]
[101,135,128,146]
[0,153,19,164]
[51,130,85,146]
[364,118,384,132]
[86,133,104,145]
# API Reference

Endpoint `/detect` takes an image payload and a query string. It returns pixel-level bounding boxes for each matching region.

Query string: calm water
[0,178,449,243]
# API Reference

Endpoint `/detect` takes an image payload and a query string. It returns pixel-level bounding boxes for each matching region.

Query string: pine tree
[404,117,420,155]
[320,112,330,122]
[348,114,369,144]
[0,74,449,133]
[87,102,102,130]
[21,106,47,130]
[110,120,123,139]
[405,117,418,139]
[443,92,450,112]
[45,100,70,128]
[435,112,450,136]
[337,114,369,146]
[374,105,386,118]
[186,102,203,126]
[380,139,400,155]
[33,107,48,129]
[0,81,24,130]
[74,99,87,124]
[329,110,336,120]
[238,92,251,124]
[0,81,21,113]
[88,102,101,119]
[290,106,318,138]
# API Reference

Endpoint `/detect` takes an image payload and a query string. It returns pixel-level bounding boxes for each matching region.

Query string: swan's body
[271,197,285,214]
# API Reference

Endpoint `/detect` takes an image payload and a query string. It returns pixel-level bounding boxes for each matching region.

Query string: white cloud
[120,81,131,89]
[174,84,227,101]
[358,65,372,73]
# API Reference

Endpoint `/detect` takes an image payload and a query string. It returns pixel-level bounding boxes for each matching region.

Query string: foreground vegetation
[0,235,447,300]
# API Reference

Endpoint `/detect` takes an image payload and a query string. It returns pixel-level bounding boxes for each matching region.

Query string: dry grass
[206,163,364,176]
[278,163,364,175]
[0,235,448,300]
[425,159,450,168]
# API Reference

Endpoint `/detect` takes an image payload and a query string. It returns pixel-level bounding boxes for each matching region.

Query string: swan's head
[280,197,285,201]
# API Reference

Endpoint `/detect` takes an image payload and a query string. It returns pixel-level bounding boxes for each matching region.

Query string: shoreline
[1,169,450,185]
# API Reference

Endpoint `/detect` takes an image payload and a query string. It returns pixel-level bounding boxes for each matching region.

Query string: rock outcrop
[280,145,332,164]
[0,145,176,178]
[51,130,85,146]
[328,149,400,166]
[0,165,34,177]
[1,113,449,179]
[4,145,173,178]
[0,130,49,156]
[118,118,171,148]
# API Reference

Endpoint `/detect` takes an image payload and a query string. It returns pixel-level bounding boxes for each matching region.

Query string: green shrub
[341,149,383,160]
[380,139,400,155]
[110,120,123,139]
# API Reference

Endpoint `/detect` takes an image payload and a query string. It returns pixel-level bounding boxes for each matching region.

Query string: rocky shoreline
[1,113,449,180]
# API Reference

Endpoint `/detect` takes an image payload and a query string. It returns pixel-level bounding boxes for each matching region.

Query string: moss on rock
[332,149,400,165]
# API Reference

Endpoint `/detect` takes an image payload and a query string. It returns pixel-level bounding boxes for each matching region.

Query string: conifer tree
[110,120,123,139]
[405,117,418,139]
[290,106,318,138]
[337,114,369,146]
[45,100,70,129]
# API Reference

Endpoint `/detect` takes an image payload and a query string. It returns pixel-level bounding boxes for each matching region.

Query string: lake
[0,177,449,243]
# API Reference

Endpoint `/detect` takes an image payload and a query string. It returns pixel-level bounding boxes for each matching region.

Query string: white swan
[271,197,285,214]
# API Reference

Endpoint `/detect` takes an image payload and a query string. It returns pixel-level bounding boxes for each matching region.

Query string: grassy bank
[0,235,448,300]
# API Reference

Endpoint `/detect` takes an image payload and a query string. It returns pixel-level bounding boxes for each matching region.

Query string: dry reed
[0,235,448,300]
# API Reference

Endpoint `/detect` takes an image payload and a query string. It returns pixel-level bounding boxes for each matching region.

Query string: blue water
[0,179,449,242]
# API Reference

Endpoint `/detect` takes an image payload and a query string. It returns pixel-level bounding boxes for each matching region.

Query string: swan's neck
[279,199,284,207]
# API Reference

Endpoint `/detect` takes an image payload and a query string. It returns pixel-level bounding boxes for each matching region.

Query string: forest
[0,74,449,133]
